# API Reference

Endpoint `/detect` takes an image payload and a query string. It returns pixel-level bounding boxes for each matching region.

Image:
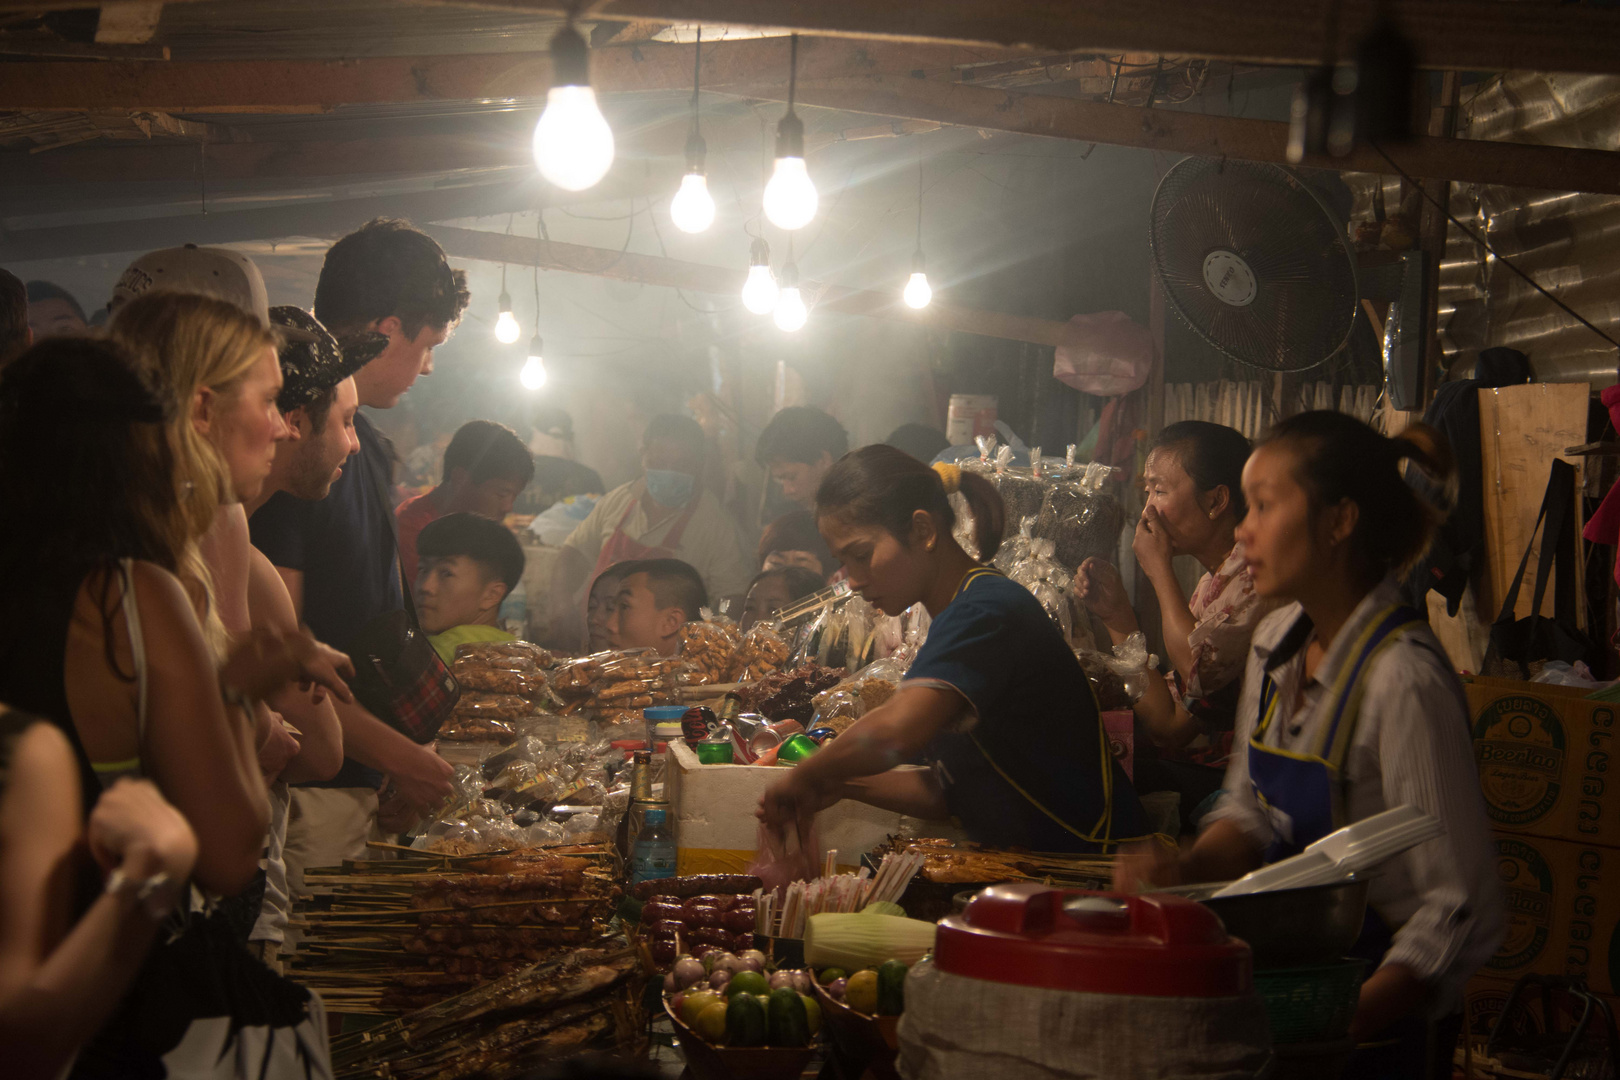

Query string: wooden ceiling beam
[738,76,1620,197]
[4,40,1617,196]
[0,37,1008,112]
[426,223,1075,347]
[418,0,1620,76]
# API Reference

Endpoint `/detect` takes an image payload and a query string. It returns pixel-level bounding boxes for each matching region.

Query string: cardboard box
[1463,973,1618,1041]
[1466,677,1620,847]
[1482,832,1620,996]
[664,740,964,876]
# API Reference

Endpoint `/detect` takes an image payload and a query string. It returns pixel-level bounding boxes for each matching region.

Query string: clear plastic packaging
[730,621,790,682]
[678,618,741,684]
[1035,461,1125,571]
[1009,535,1075,639]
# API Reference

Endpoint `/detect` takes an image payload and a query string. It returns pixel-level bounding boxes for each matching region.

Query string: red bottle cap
[934,883,1251,997]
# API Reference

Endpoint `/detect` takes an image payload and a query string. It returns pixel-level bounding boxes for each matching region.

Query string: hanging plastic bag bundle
[1009,535,1074,639]
[1036,460,1126,571]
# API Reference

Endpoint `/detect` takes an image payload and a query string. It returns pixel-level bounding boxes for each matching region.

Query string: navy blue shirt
[907,567,1148,852]
[250,410,403,789]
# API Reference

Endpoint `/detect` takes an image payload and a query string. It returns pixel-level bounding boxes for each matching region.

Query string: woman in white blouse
[1117,410,1503,1080]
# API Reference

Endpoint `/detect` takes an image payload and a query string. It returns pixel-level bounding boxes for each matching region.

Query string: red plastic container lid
[934,883,1252,997]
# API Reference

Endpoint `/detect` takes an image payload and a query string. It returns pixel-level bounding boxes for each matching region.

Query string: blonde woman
[110,291,350,975]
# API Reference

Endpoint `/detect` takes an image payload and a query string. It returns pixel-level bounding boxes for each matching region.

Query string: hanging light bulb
[902,154,932,310]
[521,336,548,390]
[741,237,779,315]
[904,256,933,310]
[669,28,715,234]
[762,36,817,230]
[773,258,807,333]
[494,289,521,343]
[670,153,715,233]
[532,24,614,191]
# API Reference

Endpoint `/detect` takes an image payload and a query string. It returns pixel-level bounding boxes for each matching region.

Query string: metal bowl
[1169,877,1370,970]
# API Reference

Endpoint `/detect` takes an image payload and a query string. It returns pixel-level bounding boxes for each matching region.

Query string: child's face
[740,575,794,632]
[606,572,685,655]
[415,555,507,634]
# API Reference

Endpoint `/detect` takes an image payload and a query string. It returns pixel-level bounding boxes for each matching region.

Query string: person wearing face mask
[553,414,750,638]
[1114,412,1503,1080]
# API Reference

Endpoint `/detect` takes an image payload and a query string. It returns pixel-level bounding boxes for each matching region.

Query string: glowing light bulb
[532,27,613,192]
[907,272,933,310]
[494,291,521,343]
[773,259,807,332]
[533,86,614,191]
[741,238,779,315]
[670,173,715,234]
[521,338,548,390]
[903,272,933,310]
[763,156,818,231]
[773,287,807,332]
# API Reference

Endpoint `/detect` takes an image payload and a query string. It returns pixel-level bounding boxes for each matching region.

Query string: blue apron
[1248,603,1454,1080]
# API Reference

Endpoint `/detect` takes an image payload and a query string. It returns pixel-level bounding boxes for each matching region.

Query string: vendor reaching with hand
[759,445,1148,853]
[1115,412,1503,1080]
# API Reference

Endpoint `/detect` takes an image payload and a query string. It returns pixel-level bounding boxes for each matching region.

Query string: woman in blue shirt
[759,445,1147,852]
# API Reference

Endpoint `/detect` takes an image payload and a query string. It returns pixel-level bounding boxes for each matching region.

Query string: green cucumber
[876,960,908,1016]
[767,987,810,1047]
[725,991,767,1047]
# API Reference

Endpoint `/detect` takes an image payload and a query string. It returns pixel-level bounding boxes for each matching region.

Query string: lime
[724,969,770,998]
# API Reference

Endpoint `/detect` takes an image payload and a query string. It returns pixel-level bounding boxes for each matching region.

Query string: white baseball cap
[110,244,315,341]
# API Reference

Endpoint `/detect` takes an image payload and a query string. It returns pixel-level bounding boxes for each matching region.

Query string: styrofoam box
[665,739,963,875]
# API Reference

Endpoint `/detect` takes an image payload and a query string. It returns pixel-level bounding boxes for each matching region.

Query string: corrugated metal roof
[1439,73,1620,385]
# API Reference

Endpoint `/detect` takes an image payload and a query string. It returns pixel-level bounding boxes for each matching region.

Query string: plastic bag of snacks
[1009,536,1075,639]
[1036,457,1125,571]
[729,622,790,682]
[993,443,1050,540]
[677,617,741,685]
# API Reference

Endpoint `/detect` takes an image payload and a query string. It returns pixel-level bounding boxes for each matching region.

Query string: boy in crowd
[395,419,535,585]
[606,558,707,656]
[250,218,469,883]
[755,406,849,510]
[414,513,526,664]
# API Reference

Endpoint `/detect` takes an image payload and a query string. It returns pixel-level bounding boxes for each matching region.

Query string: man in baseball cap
[244,307,380,512]
[108,244,317,343]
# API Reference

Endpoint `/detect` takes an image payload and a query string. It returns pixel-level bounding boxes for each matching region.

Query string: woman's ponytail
[956,470,1005,562]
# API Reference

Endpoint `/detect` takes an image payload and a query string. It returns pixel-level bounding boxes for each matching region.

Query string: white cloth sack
[897,958,1272,1080]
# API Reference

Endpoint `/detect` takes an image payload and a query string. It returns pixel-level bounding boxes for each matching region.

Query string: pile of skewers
[754,849,926,940]
[287,842,623,1014]
[329,937,646,1080]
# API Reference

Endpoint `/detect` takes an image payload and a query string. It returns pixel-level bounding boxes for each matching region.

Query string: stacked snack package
[808,653,907,735]
[729,621,790,682]
[549,648,696,734]
[677,615,741,685]
[441,642,562,743]
[1035,452,1125,571]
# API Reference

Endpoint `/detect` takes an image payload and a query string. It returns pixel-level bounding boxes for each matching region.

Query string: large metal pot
[1168,877,1370,969]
